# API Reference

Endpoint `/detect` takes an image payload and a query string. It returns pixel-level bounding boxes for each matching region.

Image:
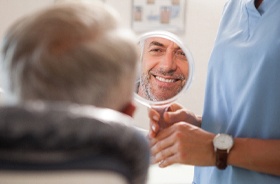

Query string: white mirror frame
[134,30,195,107]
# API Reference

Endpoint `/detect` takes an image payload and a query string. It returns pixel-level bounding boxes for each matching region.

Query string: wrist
[213,133,234,169]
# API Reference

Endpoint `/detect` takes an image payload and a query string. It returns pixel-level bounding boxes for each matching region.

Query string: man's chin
[151,94,175,101]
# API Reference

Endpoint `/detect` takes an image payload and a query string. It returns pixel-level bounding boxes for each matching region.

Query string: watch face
[213,134,234,150]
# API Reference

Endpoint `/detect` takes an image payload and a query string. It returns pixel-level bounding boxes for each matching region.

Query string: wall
[0,0,225,129]
[0,0,54,37]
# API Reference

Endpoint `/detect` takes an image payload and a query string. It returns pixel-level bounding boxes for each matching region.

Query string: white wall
[0,0,225,129]
[0,0,54,37]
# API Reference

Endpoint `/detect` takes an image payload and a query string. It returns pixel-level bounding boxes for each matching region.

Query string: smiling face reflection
[137,37,189,101]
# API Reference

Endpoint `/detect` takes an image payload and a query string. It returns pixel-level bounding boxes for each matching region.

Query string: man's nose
[160,51,177,71]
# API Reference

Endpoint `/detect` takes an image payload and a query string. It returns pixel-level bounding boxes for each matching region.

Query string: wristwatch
[213,133,234,170]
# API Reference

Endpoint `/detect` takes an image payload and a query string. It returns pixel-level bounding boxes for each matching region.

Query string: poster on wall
[132,0,186,33]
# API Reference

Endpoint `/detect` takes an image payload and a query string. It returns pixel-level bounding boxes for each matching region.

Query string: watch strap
[215,149,228,170]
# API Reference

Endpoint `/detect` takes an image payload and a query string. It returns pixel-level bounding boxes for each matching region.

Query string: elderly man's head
[1,2,138,115]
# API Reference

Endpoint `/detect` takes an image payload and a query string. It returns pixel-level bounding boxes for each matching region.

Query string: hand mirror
[134,30,194,129]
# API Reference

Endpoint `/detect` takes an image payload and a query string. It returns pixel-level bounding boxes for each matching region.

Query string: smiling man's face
[138,37,189,101]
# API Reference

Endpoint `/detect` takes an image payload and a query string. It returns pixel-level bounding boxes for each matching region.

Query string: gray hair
[0,2,138,111]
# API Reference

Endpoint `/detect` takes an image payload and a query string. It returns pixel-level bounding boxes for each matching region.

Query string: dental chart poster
[132,0,186,33]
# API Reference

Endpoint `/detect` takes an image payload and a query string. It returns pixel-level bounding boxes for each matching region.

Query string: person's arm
[150,123,280,176]
[228,138,280,176]
[149,104,280,176]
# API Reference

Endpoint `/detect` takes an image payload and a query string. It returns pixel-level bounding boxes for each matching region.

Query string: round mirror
[134,30,194,108]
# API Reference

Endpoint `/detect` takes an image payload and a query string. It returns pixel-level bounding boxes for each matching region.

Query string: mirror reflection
[135,31,193,106]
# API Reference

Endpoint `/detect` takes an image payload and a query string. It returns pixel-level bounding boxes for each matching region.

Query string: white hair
[0,2,138,111]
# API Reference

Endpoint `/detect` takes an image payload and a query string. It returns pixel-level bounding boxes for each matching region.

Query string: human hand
[148,103,201,138]
[150,122,215,168]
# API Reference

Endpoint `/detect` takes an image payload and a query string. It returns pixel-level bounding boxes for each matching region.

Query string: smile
[155,75,177,83]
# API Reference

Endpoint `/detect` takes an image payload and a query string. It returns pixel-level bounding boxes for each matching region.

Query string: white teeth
[156,76,175,83]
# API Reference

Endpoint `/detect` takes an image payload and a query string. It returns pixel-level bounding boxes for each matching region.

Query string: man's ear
[121,102,136,117]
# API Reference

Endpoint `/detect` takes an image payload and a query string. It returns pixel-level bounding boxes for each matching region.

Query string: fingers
[168,103,184,112]
[150,122,192,167]
[158,154,178,168]
[161,103,188,125]
[150,127,177,163]
[148,108,160,138]
[149,119,213,168]
[165,105,200,126]
[164,109,186,124]
[151,139,183,168]
[151,139,176,165]
[148,103,185,138]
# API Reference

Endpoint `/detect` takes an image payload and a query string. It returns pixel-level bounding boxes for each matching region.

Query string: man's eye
[176,50,185,56]
[175,50,187,60]
[149,48,164,56]
[150,48,162,52]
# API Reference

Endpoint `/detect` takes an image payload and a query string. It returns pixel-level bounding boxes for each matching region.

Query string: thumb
[164,108,187,124]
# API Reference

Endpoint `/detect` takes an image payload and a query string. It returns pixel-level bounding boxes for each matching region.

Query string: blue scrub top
[194,0,280,183]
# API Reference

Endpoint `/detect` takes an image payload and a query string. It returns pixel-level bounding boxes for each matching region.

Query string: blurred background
[0,0,225,183]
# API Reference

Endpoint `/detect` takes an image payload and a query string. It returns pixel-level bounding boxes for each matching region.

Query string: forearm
[228,138,280,176]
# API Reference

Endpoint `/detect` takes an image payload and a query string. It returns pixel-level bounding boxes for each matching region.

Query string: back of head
[0,2,138,111]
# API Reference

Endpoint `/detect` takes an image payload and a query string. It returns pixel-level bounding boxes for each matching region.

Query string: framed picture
[132,0,186,33]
